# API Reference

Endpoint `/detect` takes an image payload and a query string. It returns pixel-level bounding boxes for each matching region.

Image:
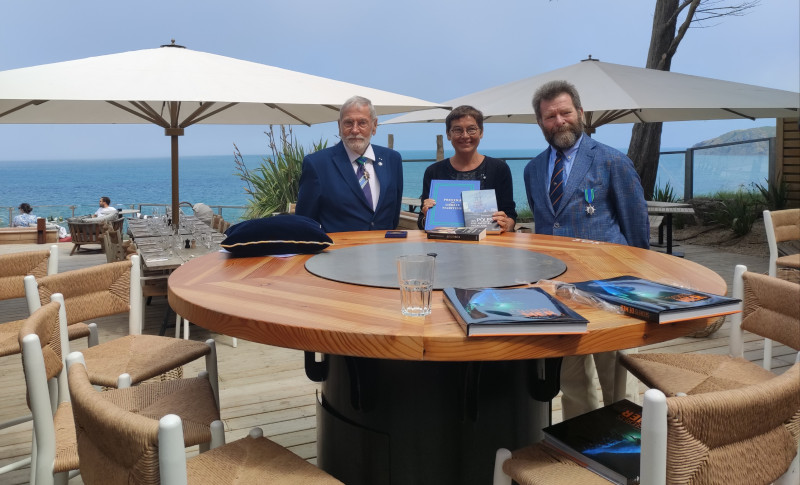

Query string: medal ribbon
[584,188,595,204]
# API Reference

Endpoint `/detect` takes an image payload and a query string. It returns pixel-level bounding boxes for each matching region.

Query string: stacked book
[423,180,501,240]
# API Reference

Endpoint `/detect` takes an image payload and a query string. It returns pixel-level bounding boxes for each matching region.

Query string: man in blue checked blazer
[296,96,403,233]
[524,80,649,419]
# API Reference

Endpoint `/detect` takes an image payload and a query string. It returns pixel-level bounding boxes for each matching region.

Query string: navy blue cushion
[220,215,333,257]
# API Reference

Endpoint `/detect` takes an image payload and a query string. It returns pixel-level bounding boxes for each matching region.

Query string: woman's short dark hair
[531,80,583,121]
[19,203,32,214]
[445,105,484,133]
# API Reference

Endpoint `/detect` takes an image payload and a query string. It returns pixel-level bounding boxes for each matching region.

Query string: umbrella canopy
[0,42,444,224]
[383,57,799,130]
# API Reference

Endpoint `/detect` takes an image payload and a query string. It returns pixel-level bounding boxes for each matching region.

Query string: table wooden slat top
[168,231,726,361]
[646,200,695,214]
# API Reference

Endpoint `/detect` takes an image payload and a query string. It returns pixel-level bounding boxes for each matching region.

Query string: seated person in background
[12,202,38,227]
[93,196,119,218]
[12,202,68,238]
[192,202,214,227]
[417,105,516,232]
[296,95,403,233]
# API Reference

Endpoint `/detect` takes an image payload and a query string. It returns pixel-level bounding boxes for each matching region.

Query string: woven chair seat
[776,253,800,270]
[0,319,25,357]
[53,401,80,473]
[0,320,90,357]
[81,335,210,387]
[100,376,220,446]
[620,352,776,396]
[0,320,89,357]
[501,443,611,485]
[186,433,344,484]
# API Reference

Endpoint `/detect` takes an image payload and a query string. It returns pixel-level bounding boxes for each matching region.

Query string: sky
[0,0,798,161]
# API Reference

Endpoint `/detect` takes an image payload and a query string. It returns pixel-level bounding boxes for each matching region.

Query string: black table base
[308,354,561,485]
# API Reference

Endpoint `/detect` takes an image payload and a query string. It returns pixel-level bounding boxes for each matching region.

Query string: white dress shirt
[343,144,380,211]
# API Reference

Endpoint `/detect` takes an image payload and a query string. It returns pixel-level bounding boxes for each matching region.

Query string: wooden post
[36,217,46,244]
[436,135,444,161]
[388,134,394,150]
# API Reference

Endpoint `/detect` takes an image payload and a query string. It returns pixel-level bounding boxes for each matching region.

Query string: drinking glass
[396,255,435,317]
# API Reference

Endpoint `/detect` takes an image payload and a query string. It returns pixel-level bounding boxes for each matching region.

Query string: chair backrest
[103,229,129,263]
[764,209,800,277]
[19,298,72,482]
[0,245,58,300]
[729,265,800,368]
[641,362,800,485]
[211,214,222,231]
[24,256,144,335]
[67,356,162,485]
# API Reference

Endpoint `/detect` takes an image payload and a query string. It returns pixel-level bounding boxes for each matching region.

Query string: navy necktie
[550,150,565,210]
[356,156,374,209]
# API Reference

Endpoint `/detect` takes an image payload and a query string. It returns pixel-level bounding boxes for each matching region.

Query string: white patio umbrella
[0,41,444,225]
[383,57,799,131]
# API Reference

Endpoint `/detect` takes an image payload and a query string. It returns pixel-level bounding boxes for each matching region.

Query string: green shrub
[653,180,678,203]
[752,176,789,211]
[711,186,760,236]
[234,126,327,219]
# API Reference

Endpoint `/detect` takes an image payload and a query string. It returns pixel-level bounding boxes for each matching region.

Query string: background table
[169,231,725,484]
[647,200,696,256]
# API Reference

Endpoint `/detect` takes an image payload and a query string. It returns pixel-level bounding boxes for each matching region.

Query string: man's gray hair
[340,95,377,121]
[531,80,583,121]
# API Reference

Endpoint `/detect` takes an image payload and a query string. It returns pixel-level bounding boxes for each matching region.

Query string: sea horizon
[1,147,768,225]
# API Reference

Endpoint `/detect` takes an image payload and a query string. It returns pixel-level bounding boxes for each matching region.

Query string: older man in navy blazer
[296,96,403,233]
[524,80,649,419]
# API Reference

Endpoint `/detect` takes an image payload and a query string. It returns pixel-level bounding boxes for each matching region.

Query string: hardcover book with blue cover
[571,275,741,324]
[543,399,642,485]
[424,179,481,231]
[461,188,501,234]
[442,287,588,337]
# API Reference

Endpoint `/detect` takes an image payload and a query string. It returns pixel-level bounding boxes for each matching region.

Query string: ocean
[0,148,767,225]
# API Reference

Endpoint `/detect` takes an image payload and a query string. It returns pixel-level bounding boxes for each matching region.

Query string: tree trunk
[627,0,680,199]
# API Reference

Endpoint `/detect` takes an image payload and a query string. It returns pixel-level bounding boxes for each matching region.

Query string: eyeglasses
[341,119,372,130]
[450,126,480,136]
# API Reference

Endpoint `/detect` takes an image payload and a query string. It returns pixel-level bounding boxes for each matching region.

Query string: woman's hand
[421,198,436,215]
[492,211,516,233]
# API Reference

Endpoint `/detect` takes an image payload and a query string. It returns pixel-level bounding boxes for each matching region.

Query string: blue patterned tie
[356,156,374,209]
[550,150,565,210]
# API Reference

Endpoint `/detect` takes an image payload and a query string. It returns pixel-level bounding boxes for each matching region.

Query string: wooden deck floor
[0,241,791,484]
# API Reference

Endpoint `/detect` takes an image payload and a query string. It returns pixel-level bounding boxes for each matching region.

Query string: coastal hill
[692,125,776,155]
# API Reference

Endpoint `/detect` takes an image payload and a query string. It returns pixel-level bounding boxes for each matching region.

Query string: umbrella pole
[166,128,184,231]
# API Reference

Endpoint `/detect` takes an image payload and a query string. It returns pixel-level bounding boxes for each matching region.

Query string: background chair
[24,258,219,395]
[67,217,124,256]
[764,208,800,283]
[66,354,343,485]
[619,265,800,395]
[102,229,135,263]
[494,360,800,485]
[8,299,223,484]
[0,245,59,434]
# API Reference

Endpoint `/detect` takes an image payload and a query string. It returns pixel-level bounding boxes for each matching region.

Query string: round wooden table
[169,231,726,485]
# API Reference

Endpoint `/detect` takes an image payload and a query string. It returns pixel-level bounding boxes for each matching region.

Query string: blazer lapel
[559,142,595,214]
[372,149,390,212]
[540,148,558,216]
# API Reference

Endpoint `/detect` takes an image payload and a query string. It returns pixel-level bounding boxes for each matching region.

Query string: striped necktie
[356,156,374,209]
[550,150,565,210]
